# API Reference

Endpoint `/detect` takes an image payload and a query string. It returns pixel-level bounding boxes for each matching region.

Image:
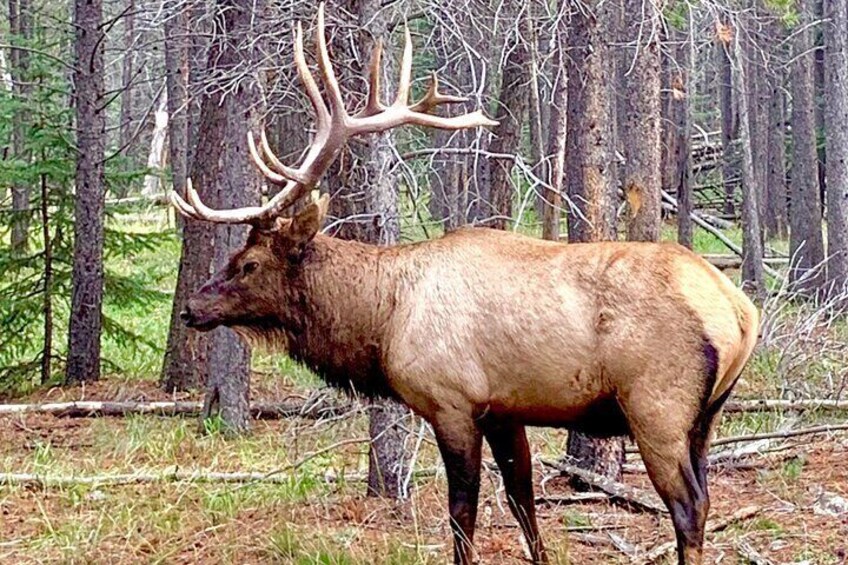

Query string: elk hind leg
[481,420,547,563]
[625,404,710,564]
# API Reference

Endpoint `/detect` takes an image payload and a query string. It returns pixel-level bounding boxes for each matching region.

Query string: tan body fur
[184,217,757,565]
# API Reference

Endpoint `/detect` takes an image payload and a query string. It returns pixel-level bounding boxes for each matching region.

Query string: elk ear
[289,193,330,245]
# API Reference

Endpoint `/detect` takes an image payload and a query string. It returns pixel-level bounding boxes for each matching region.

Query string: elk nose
[180,306,193,322]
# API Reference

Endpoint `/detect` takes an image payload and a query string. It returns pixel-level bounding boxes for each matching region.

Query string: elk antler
[170,3,497,226]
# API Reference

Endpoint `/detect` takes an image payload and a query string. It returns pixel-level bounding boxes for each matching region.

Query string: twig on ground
[634,506,762,564]
[712,424,848,447]
[534,492,610,505]
[540,459,667,514]
[736,540,775,565]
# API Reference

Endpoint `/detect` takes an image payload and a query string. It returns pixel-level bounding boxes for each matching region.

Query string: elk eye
[242,261,259,276]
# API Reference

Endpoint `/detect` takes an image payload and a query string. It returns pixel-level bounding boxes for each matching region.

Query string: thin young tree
[487,0,531,230]
[66,0,106,384]
[823,0,848,296]
[160,0,205,392]
[789,3,826,292]
[7,0,31,253]
[731,19,764,295]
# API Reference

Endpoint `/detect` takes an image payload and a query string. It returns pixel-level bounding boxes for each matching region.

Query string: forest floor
[1,375,847,565]
[2,216,847,563]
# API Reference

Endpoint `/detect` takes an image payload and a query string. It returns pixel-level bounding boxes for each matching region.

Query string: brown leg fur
[620,388,711,565]
[432,414,483,565]
[481,420,547,563]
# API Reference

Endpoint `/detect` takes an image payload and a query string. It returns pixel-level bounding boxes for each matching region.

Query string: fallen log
[0,470,302,488]
[541,459,667,514]
[0,399,354,420]
[661,190,781,279]
[723,398,848,414]
[712,423,848,447]
[702,254,789,271]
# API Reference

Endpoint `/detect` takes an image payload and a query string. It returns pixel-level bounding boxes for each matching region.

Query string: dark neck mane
[268,234,403,399]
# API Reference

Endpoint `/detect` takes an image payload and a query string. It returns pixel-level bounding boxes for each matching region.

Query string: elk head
[172,4,496,333]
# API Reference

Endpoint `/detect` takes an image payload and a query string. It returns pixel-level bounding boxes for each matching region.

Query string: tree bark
[117,0,135,193]
[322,2,412,498]
[66,0,105,384]
[669,23,694,248]
[621,0,661,242]
[8,0,31,254]
[565,1,617,243]
[541,11,567,242]
[487,0,530,230]
[192,0,265,434]
[823,0,848,297]
[765,52,788,239]
[732,22,765,295]
[160,0,207,392]
[717,20,738,217]
[789,6,826,292]
[564,0,624,480]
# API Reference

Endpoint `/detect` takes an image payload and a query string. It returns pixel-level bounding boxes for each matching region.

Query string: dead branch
[711,423,848,447]
[534,492,610,505]
[0,400,354,420]
[661,190,781,279]
[703,255,789,270]
[0,470,304,488]
[634,506,762,564]
[723,399,848,413]
[736,540,775,565]
[540,459,667,514]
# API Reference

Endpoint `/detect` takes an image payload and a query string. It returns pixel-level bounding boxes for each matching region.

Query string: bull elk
[171,6,759,564]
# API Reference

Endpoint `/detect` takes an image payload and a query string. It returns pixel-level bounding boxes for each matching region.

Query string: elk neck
[276,232,409,399]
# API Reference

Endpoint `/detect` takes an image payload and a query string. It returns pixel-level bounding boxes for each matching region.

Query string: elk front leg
[482,420,547,563]
[433,413,483,564]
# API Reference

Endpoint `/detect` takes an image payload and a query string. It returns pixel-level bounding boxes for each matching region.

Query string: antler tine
[393,27,414,108]
[259,130,310,184]
[247,131,303,185]
[355,39,384,118]
[294,21,329,131]
[409,72,468,114]
[315,3,347,120]
[169,5,497,227]
[170,188,202,221]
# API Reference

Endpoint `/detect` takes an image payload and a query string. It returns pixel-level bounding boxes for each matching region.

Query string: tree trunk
[732,21,765,295]
[745,25,768,232]
[323,1,412,498]
[669,23,694,248]
[160,0,206,392]
[765,58,788,239]
[8,0,30,254]
[66,0,105,384]
[717,22,738,217]
[565,2,617,244]
[621,0,661,242]
[564,0,624,480]
[193,0,265,434]
[487,1,530,230]
[541,11,567,242]
[789,6,826,292]
[117,0,135,193]
[824,0,848,296]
